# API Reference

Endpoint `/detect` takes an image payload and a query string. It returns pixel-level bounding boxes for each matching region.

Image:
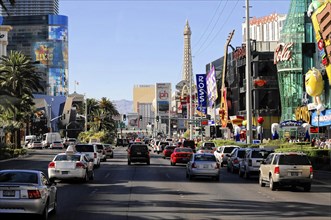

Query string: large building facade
[0,0,59,16]
[133,85,155,130]
[3,15,69,96]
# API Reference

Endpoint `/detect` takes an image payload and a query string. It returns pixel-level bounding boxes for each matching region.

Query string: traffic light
[139,115,142,121]
[122,114,126,121]
[156,115,159,122]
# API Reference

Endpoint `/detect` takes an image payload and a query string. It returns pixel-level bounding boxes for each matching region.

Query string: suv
[127,144,151,165]
[75,144,101,168]
[259,152,313,191]
[226,148,246,173]
[94,143,107,162]
[183,140,196,153]
[239,148,274,179]
[214,145,240,167]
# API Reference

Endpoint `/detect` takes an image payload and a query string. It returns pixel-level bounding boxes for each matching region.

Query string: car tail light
[191,162,197,168]
[221,154,224,158]
[310,166,313,174]
[233,158,239,164]
[76,162,85,168]
[94,152,97,158]
[48,161,55,168]
[28,190,41,199]
[248,159,252,166]
[274,166,280,174]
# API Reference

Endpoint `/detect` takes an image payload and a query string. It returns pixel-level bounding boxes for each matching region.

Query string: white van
[24,135,37,147]
[42,132,62,148]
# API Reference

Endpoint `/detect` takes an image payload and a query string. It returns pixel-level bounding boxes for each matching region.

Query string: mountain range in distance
[112,99,133,115]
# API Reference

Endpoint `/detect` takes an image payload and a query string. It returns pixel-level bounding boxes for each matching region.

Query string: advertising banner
[49,26,68,41]
[156,83,171,117]
[196,74,207,114]
[33,41,68,68]
[206,66,218,107]
[311,109,331,127]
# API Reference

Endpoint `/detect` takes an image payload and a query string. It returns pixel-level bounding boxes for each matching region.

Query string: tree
[0,0,15,16]
[0,51,43,147]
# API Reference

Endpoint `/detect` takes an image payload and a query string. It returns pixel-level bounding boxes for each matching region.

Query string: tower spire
[182,20,193,83]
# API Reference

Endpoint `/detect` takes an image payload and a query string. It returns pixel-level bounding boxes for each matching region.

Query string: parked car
[239,148,274,179]
[162,145,176,158]
[127,144,151,165]
[75,144,101,168]
[226,148,246,173]
[0,169,57,219]
[259,152,313,191]
[27,141,44,149]
[170,147,193,166]
[48,146,94,182]
[214,145,240,167]
[186,153,220,181]
[103,144,114,159]
[49,141,64,149]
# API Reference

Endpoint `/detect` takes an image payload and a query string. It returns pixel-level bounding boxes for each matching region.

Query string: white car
[27,141,43,149]
[49,141,64,149]
[48,146,94,182]
[75,144,101,168]
[214,145,240,167]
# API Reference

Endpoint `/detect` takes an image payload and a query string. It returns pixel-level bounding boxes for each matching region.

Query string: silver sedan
[0,169,57,219]
[186,153,220,181]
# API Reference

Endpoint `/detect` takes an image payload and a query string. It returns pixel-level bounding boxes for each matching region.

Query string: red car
[170,147,193,166]
[162,145,176,159]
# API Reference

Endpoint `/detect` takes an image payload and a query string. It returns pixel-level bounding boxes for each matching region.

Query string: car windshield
[204,143,215,148]
[131,145,148,152]
[201,146,213,150]
[0,172,38,184]
[54,154,81,161]
[278,155,311,165]
[194,154,216,162]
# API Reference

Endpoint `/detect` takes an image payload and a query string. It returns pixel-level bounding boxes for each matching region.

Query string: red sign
[201,120,208,126]
[274,42,294,64]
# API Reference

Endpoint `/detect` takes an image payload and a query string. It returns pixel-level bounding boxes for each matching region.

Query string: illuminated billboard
[49,26,68,41]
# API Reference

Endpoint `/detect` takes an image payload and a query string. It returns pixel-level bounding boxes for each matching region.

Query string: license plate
[136,152,141,155]
[62,171,69,174]
[290,172,299,176]
[203,165,209,168]
[3,190,15,197]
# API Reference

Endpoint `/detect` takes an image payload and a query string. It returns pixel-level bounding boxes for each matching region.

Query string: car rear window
[75,145,94,152]
[224,147,236,153]
[201,146,213,150]
[194,154,216,161]
[55,155,81,161]
[95,144,104,150]
[204,143,215,148]
[165,146,176,150]
[131,145,148,152]
[176,148,193,153]
[0,172,38,184]
[251,150,273,158]
[278,154,311,165]
[237,150,246,158]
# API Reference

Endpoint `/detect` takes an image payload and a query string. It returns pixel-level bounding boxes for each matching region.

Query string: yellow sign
[311,0,331,84]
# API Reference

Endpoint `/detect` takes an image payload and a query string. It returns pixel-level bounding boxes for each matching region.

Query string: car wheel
[83,171,89,182]
[269,176,277,191]
[90,170,94,181]
[49,178,55,184]
[40,201,49,220]
[128,160,131,165]
[110,154,114,159]
[303,183,311,192]
[231,165,235,173]
[244,169,249,179]
[259,174,266,187]
[189,174,194,180]
[147,160,150,165]
[239,168,243,178]
[52,194,57,214]
[186,171,189,179]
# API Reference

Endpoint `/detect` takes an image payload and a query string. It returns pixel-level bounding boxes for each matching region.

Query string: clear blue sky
[59,0,290,101]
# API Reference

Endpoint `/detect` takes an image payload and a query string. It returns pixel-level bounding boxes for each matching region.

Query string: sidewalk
[313,170,331,185]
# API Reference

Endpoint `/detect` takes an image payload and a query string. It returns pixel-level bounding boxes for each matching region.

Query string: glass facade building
[0,0,59,16]
[3,15,69,96]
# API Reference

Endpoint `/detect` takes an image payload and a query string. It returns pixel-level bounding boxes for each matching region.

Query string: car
[170,147,193,166]
[259,152,313,191]
[63,138,77,147]
[27,141,44,149]
[0,169,57,219]
[162,145,176,158]
[153,140,160,152]
[197,144,215,154]
[49,141,64,149]
[103,143,114,159]
[226,148,246,173]
[239,148,274,179]
[214,145,240,167]
[156,141,170,154]
[127,144,151,165]
[182,140,196,152]
[116,138,129,147]
[186,153,220,181]
[201,141,216,151]
[75,144,101,168]
[48,146,94,182]
[94,143,107,162]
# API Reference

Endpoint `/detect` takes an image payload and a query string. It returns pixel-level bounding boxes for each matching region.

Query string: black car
[127,144,151,165]
[116,138,128,147]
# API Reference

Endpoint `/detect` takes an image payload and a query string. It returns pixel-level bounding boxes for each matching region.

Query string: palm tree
[0,0,15,16]
[0,51,44,147]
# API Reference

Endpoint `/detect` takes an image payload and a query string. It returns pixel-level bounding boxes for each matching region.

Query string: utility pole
[245,0,252,144]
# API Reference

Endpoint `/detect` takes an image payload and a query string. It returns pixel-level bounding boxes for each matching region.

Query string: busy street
[0,146,330,220]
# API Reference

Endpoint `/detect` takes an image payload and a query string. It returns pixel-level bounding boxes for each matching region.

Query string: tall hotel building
[133,85,155,129]
[1,0,68,96]
[0,0,59,16]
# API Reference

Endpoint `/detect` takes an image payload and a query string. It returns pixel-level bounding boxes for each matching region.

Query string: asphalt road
[0,146,330,220]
